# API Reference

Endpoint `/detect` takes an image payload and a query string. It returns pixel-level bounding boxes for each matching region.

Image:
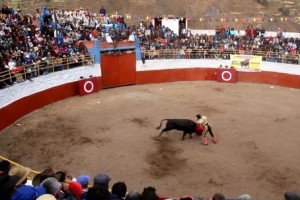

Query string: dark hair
[212,193,225,200]
[112,182,127,199]
[126,191,141,200]
[141,187,158,200]
[54,171,67,182]
[87,185,110,200]
[196,114,201,119]
[0,160,11,174]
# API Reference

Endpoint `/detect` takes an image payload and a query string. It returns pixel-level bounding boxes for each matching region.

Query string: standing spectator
[99,6,107,24]
[99,6,106,16]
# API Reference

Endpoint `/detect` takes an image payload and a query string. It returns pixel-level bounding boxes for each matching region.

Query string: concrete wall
[0,59,299,131]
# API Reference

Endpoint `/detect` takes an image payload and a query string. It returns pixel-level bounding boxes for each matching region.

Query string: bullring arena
[1,51,300,200]
[1,3,300,198]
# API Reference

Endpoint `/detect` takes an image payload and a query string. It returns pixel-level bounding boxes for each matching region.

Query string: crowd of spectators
[1,4,300,89]
[1,160,300,200]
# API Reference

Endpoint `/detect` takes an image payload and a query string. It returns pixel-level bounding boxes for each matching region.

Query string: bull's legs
[182,132,193,140]
[159,128,171,137]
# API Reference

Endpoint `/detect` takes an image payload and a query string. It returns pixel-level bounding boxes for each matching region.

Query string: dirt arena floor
[1,81,300,200]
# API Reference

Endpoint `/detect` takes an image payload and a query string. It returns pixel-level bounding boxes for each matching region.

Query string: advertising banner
[230,55,262,72]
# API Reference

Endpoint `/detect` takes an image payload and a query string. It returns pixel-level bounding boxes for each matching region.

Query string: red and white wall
[0,59,299,131]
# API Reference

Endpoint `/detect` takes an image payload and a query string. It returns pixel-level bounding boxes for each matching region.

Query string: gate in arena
[100,42,136,88]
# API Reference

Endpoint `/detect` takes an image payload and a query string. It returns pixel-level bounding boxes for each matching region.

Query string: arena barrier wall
[0,59,299,131]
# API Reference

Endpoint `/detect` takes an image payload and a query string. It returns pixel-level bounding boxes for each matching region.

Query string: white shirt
[128,34,135,42]
[106,35,113,43]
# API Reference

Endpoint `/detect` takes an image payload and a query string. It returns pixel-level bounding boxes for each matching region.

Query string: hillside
[5,0,300,32]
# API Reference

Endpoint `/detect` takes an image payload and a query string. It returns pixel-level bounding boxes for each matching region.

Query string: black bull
[156,119,214,140]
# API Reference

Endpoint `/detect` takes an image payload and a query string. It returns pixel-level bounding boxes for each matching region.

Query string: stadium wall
[0,59,299,131]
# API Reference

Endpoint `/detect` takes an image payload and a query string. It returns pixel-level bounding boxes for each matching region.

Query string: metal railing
[142,49,300,64]
[0,55,94,89]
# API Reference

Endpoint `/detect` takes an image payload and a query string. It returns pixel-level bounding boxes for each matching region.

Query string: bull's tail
[156,119,167,130]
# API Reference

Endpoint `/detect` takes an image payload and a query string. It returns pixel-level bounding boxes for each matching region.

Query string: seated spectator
[210,193,225,200]
[284,192,300,200]
[8,165,31,186]
[0,160,11,175]
[141,187,159,200]
[36,194,56,200]
[238,194,252,200]
[0,173,20,200]
[32,167,55,187]
[129,32,136,42]
[40,177,62,198]
[126,191,142,200]
[112,181,127,200]
[61,181,83,200]
[11,183,46,200]
[106,33,114,43]
[87,185,110,200]
[93,173,118,200]
[93,173,111,189]
[76,175,90,200]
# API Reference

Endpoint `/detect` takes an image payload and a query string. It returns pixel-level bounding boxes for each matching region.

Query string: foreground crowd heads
[1,159,300,199]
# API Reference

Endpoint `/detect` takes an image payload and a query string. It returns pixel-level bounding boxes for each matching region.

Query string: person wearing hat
[36,194,56,200]
[92,173,119,200]
[195,114,216,145]
[0,174,20,200]
[76,175,90,200]
[93,173,111,189]
[9,165,31,186]
[32,167,55,187]
[9,165,46,200]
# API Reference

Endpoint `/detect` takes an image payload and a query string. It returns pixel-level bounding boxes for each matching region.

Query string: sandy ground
[1,81,300,200]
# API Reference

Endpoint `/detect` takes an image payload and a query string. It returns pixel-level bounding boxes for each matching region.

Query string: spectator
[141,187,159,200]
[61,181,82,200]
[40,177,62,198]
[36,194,56,200]
[210,193,225,200]
[284,192,300,200]
[0,160,11,175]
[32,167,55,187]
[0,174,20,200]
[99,6,107,16]
[112,181,127,200]
[8,165,31,186]
[238,194,252,200]
[76,175,90,200]
[129,32,136,42]
[93,173,111,189]
[126,191,141,200]
[87,185,110,200]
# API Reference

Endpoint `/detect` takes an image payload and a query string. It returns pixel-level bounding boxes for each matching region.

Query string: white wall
[0,64,101,109]
[1,60,299,109]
